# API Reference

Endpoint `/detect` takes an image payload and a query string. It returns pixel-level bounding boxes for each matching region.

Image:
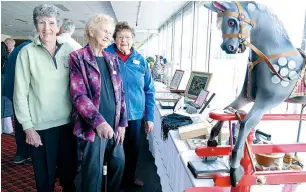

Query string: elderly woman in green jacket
[13,4,79,192]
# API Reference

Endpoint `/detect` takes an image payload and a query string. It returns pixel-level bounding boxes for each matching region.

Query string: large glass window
[173,12,183,71]
[193,2,210,72]
[166,21,173,60]
[162,25,167,57]
[180,3,193,72]
[158,28,163,55]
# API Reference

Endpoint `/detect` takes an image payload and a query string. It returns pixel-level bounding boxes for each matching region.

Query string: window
[173,12,183,72]
[147,34,159,57]
[161,26,167,57]
[207,13,249,109]
[193,2,210,72]
[158,28,163,55]
[180,3,193,72]
[166,21,173,60]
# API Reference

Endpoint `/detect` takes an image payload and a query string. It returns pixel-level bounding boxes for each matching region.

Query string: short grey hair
[61,19,75,35]
[33,4,62,28]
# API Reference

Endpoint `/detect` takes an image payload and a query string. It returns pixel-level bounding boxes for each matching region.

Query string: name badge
[113,71,117,75]
[133,60,140,65]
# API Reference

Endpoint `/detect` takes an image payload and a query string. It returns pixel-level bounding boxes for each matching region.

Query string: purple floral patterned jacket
[69,45,128,142]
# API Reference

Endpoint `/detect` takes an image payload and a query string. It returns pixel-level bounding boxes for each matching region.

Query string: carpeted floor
[1,134,62,192]
[1,128,162,192]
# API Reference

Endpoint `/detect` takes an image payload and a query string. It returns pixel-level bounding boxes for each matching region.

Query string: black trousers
[122,119,142,185]
[14,115,30,158]
[80,135,125,192]
[30,124,77,192]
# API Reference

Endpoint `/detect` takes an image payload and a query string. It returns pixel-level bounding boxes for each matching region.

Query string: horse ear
[204,1,230,13]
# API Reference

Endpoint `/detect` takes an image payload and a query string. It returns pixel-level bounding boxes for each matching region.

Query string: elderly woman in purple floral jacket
[69,14,128,192]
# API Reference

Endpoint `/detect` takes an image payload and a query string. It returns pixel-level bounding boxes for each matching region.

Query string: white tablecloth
[147,99,214,192]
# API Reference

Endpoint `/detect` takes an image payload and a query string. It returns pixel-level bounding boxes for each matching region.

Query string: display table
[148,90,214,191]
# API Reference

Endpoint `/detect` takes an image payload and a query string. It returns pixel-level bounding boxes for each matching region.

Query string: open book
[187,158,229,179]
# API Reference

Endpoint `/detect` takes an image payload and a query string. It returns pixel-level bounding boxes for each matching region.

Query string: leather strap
[243,40,288,81]
[235,1,244,14]
[250,51,300,67]
[222,33,250,39]
[217,12,256,26]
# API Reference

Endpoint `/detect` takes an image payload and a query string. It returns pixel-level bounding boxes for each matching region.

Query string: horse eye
[228,19,235,27]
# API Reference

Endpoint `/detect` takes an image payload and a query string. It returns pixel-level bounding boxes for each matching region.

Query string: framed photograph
[194,89,209,107]
[185,71,212,99]
[169,70,184,89]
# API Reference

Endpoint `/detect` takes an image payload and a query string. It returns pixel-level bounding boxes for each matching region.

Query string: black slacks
[30,124,77,192]
[14,115,30,158]
[122,119,142,186]
[80,135,125,192]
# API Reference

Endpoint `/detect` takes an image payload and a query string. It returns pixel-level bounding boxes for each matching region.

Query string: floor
[1,128,162,192]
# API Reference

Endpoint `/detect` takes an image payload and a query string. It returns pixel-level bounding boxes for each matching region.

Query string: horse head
[204,1,256,54]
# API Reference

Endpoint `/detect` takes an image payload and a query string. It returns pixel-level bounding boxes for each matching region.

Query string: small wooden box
[178,121,211,140]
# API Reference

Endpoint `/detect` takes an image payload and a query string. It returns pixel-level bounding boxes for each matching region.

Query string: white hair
[61,18,75,35]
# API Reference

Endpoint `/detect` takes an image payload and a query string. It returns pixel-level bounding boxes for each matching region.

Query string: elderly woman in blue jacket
[105,21,155,188]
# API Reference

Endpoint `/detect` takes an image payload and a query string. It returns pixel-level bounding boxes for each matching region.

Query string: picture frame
[169,70,184,90]
[185,71,212,99]
[194,89,209,107]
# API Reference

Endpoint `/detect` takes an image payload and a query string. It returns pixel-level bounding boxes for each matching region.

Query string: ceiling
[1,1,186,43]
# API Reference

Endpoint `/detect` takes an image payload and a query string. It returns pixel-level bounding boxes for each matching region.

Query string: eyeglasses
[116,36,132,40]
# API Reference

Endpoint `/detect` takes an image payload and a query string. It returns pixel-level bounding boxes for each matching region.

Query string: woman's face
[90,23,112,48]
[36,16,59,43]
[115,30,133,53]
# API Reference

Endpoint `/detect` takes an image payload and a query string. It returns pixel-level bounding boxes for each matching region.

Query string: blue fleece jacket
[2,40,31,100]
[105,44,155,121]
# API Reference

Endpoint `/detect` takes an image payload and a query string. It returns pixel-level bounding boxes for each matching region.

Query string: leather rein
[217,1,300,82]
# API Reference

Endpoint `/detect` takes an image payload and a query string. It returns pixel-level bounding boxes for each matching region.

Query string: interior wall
[1,34,11,41]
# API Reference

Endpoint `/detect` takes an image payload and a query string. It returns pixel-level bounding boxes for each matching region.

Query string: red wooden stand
[185,112,306,192]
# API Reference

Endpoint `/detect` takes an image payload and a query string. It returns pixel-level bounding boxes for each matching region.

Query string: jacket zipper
[121,55,134,120]
[41,44,62,69]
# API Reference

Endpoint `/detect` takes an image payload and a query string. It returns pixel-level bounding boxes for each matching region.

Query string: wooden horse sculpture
[204,1,306,187]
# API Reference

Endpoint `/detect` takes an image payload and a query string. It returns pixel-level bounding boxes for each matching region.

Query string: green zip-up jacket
[13,36,80,131]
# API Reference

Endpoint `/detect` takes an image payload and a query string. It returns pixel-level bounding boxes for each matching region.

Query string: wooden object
[178,121,211,140]
[255,153,284,167]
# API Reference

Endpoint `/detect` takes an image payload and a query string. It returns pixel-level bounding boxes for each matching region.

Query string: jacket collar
[83,44,117,74]
[106,43,137,58]
[33,36,64,47]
